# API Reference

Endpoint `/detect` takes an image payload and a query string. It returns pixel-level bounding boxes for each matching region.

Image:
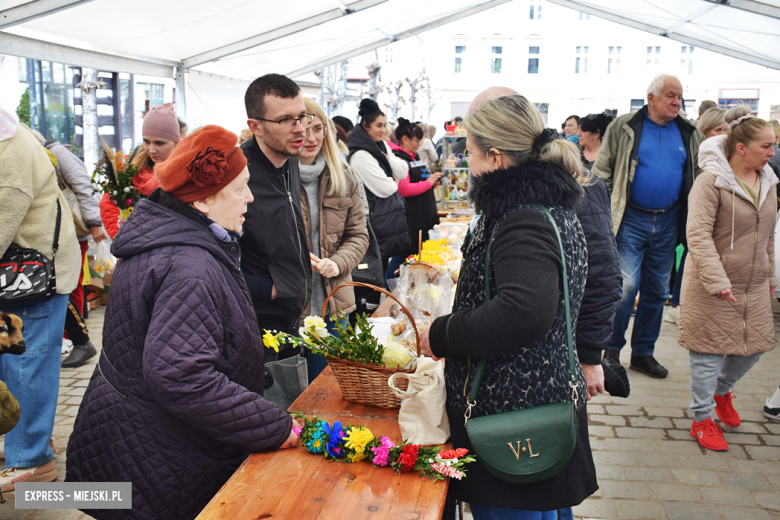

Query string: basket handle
[321,282,420,356]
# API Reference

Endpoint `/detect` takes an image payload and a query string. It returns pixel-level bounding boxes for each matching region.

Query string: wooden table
[196,367,450,520]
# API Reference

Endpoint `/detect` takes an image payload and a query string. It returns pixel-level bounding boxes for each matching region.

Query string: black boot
[630,355,669,378]
[61,340,97,368]
[602,349,621,366]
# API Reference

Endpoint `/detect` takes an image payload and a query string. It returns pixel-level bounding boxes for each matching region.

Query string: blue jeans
[670,248,687,307]
[305,315,347,382]
[470,505,573,520]
[608,204,680,357]
[0,294,68,468]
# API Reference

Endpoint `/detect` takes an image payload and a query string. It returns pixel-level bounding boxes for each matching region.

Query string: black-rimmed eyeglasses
[252,113,315,130]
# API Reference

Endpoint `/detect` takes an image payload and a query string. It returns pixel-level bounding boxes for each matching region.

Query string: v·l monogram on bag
[507,439,540,459]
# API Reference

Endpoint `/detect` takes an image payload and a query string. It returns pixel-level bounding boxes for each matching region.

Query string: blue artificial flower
[323,421,345,458]
[306,423,326,454]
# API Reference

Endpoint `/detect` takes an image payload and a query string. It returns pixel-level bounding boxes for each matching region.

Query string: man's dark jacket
[240,138,311,335]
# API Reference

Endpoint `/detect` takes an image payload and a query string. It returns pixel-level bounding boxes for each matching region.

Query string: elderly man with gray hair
[594,74,703,379]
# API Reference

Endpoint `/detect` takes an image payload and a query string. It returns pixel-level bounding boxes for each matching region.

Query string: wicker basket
[320,282,420,409]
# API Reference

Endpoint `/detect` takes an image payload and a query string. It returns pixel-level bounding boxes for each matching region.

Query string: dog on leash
[0,313,26,356]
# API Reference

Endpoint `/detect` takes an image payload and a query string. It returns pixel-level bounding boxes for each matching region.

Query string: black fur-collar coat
[429,158,598,510]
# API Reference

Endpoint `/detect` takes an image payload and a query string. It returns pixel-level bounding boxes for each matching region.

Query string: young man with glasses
[240,73,313,361]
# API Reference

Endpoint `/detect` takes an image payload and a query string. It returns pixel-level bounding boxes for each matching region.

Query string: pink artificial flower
[293,426,303,438]
[431,462,464,480]
[370,436,396,467]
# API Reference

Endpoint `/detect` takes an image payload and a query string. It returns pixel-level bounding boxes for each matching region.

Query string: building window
[578,11,590,20]
[530,0,542,20]
[535,103,549,125]
[719,99,758,114]
[608,46,621,74]
[680,45,694,74]
[385,48,393,63]
[18,58,28,82]
[454,46,465,73]
[575,46,588,74]
[528,46,540,74]
[491,46,503,74]
[718,89,760,115]
[21,59,78,145]
[630,99,645,113]
[646,46,661,72]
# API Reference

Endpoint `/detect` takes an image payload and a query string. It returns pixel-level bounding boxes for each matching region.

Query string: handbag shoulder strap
[467,204,577,405]
[52,199,62,259]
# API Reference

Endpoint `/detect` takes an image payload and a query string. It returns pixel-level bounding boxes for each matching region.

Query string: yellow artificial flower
[262,330,280,353]
[344,426,374,463]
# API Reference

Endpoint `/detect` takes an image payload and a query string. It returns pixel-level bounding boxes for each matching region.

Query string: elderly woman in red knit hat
[100,102,181,239]
[66,125,299,520]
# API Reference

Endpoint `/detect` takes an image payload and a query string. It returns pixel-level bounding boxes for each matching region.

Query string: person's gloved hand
[601,360,630,398]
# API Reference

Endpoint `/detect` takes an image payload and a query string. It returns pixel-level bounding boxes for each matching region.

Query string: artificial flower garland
[293,412,476,481]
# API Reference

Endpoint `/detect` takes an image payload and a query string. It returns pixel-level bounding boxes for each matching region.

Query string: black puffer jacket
[575,178,622,364]
[239,138,311,336]
[429,160,598,511]
[347,126,412,259]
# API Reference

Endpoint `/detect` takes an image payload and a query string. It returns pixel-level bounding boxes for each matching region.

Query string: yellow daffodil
[302,315,329,339]
[262,330,280,353]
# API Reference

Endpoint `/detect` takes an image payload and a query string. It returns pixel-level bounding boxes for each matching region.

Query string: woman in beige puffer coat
[680,107,778,452]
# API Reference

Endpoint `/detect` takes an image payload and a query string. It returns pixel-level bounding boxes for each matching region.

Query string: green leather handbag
[464,205,580,484]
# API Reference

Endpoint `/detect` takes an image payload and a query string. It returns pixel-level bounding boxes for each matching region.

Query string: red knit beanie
[155,125,247,203]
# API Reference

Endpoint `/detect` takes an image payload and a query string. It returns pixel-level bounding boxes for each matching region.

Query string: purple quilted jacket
[65,197,292,520]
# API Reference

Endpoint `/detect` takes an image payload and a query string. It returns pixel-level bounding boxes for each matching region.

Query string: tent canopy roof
[547,0,780,70]
[1,0,778,80]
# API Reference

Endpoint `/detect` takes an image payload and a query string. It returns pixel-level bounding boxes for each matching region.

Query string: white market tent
[1,0,779,130]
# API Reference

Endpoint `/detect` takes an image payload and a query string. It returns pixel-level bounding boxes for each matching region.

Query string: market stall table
[196,367,451,520]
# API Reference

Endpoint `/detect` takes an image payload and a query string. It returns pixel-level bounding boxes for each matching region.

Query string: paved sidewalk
[573,301,780,520]
[3,302,780,519]
[0,307,104,520]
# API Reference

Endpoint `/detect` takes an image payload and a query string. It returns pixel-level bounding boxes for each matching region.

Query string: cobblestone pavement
[3,302,780,519]
[573,300,780,520]
[0,307,104,520]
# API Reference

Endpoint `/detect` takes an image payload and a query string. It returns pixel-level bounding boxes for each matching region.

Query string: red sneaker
[690,418,728,451]
[714,392,741,428]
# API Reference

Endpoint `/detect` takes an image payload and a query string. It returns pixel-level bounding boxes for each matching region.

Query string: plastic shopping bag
[388,356,449,445]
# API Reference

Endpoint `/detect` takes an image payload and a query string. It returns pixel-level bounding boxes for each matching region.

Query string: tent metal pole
[704,0,780,20]
[175,68,187,123]
[0,0,95,30]
[181,0,387,69]
[546,0,780,71]
[0,31,178,77]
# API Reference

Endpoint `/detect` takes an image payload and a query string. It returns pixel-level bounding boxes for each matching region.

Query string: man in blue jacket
[241,74,313,360]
